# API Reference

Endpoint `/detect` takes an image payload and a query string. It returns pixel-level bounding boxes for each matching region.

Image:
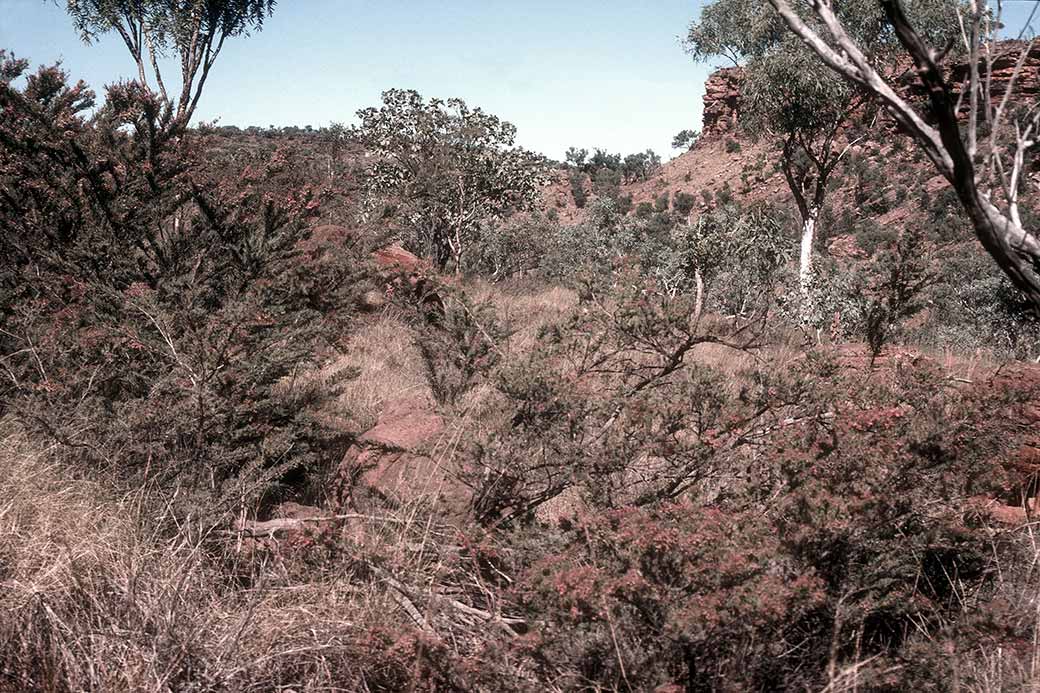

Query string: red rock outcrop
[370,243,445,314]
[701,66,744,139]
[700,42,1040,139]
[338,397,466,514]
[938,40,1040,102]
[372,244,428,275]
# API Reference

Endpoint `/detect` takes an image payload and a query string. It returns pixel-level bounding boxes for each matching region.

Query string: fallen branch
[229,513,407,539]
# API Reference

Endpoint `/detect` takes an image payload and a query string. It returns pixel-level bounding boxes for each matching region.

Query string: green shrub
[853,219,897,256]
[654,191,670,213]
[672,128,700,150]
[673,191,697,216]
[408,287,508,406]
[569,170,588,208]
[715,182,734,206]
[860,229,935,361]
[469,218,551,280]
[923,249,1040,358]
[518,503,824,690]
[0,56,361,515]
[617,193,634,215]
[592,167,622,202]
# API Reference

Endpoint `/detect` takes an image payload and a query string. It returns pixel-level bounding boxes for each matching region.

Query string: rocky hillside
[545,41,1040,243]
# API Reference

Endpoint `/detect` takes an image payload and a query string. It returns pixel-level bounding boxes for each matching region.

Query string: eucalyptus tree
[354,89,548,272]
[670,204,791,319]
[686,0,956,312]
[65,0,276,128]
[769,0,1040,315]
[672,128,700,151]
[622,149,662,183]
[319,121,348,180]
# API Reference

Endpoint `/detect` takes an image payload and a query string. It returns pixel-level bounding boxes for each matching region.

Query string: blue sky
[4,2,1037,161]
[1,0,711,160]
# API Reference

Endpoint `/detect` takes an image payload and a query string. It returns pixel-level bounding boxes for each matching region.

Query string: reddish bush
[514,503,826,690]
[0,55,363,515]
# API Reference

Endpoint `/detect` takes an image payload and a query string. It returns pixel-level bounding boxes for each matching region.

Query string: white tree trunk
[693,267,705,323]
[799,209,818,300]
[768,0,1040,314]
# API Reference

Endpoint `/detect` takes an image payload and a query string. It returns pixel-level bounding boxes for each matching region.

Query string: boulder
[308,224,355,244]
[372,244,428,276]
[371,244,444,314]
[357,288,387,313]
[338,397,466,513]
[360,397,443,450]
[969,496,1039,526]
[300,224,358,256]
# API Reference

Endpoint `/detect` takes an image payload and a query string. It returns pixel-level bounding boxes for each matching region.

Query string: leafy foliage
[465,275,765,524]
[669,203,792,312]
[65,0,276,124]
[688,0,959,305]
[4,6,1040,692]
[568,170,588,208]
[0,54,361,515]
[354,89,548,271]
[672,128,700,150]
[519,503,824,690]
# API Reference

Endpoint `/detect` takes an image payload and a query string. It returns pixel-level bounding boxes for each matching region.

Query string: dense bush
[569,170,588,208]
[410,286,509,406]
[444,286,1039,690]
[672,128,700,150]
[6,10,1040,691]
[668,203,792,315]
[924,250,1040,359]
[467,217,552,280]
[517,503,824,690]
[0,55,362,515]
[592,166,624,203]
[622,149,663,182]
[464,276,763,524]
[674,190,698,216]
[655,191,671,213]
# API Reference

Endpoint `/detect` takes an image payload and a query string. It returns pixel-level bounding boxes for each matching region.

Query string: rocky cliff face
[700,41,1040,138]
[943,40,1040,101]
[701,66,743,138]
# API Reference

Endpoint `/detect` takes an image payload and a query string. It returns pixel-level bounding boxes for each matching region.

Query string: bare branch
[767,0,954,178]
[966,0,981,159]
[769,0,1040,312]
[144,27,170,107]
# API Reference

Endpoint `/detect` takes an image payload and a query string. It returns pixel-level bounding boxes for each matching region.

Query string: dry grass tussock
[335,317,435,428]
[283,316,433,434]
[0,423,427,692]
[467,280,577,356]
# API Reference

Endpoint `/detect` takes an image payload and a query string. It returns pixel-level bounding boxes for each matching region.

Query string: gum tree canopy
[66,0,276,127]
[354,89,547,272]
[686,0,956,311]
[768,0,1040,316]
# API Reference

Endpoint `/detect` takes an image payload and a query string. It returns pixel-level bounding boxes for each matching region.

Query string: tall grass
[0,424,425,692]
